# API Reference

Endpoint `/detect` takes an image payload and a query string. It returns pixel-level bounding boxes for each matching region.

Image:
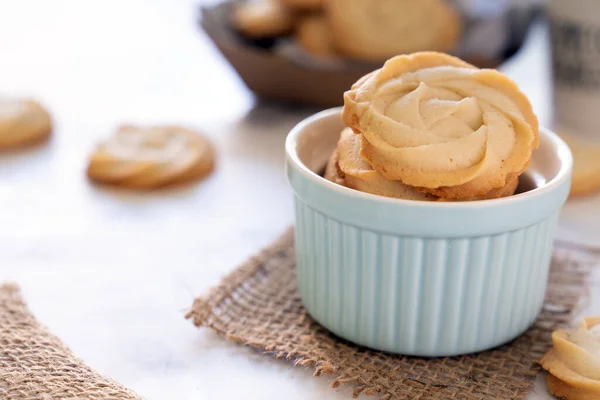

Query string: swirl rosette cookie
[342,52,539,199]
[87,125,215,189]
[0,98,52,149]
[326,128,519,201]
[540,316,600,400]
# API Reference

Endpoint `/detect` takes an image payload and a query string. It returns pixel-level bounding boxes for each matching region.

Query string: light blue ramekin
[285,107,572,357]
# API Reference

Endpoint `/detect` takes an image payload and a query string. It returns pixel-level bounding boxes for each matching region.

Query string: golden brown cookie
[335,128,436,200]
[546,373,600,400]
[324,146,345,186]
[435,176,519,202]
[232,0,295,39]
[295,14,334,56]
[327,0,461,62]
[540,316,600,400]
[279,0,324,12]
[0,98,51,149]
[328,127,520,201]
[478,175,519,199]
[343,52,539,200]
[87,125,215,189]
[556,132,600,197]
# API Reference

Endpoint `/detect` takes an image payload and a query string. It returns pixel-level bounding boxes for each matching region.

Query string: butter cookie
[87,125,214,189]
[232,0,294,39]
[0,98,51,149]
[295,14,334,56]
[327,0,461,62]
[541,316,600,400]
[343,52,539,199]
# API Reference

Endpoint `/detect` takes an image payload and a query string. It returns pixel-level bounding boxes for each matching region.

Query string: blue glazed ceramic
[285,107,572,357]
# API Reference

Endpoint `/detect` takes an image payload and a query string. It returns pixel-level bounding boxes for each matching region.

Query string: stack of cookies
[326,51,540,202]
[231,0,462,61]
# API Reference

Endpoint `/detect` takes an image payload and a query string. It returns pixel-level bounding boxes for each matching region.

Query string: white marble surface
[0,1,598,399]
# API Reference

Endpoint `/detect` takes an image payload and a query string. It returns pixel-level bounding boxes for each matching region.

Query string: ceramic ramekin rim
[285,107,573,211]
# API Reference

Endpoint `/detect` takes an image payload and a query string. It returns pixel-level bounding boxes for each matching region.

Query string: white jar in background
[549,0,600,142]
[548,0,600,196]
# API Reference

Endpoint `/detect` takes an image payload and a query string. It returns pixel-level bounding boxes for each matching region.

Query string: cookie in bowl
[326,127,437,200]
[326,127,520,201]
[341,52,538,200]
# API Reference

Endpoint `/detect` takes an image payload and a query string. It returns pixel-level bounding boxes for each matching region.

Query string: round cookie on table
[231,0,295,39]
[326,0,462,62]
[0,98,52,149]
[87,125,215,189]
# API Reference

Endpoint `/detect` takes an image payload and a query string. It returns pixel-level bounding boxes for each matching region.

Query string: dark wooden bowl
[200,2,538,108]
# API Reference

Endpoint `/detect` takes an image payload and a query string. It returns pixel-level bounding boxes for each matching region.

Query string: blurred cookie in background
[87,125,215,189]
[279,0,324,12]
[550,0,600,197]
[326,0,462,62]
[0,98,51,149]
[557,131,600,197]
[231,0,295,40]
[294,14,334,57]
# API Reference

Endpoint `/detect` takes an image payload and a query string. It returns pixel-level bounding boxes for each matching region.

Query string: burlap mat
[0,283,140,400]
[187,228,594,400]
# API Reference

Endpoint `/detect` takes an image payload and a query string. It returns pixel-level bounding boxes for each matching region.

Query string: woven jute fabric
[187,228,594,400]
[0,283,140,400]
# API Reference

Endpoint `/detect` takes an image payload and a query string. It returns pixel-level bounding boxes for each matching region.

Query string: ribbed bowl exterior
[294,197,559,356]
[286,108,572,356]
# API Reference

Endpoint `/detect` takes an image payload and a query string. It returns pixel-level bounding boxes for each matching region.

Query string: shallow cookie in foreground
[87,125,215,189]
[540,316,600,400]
[0,98,52,149]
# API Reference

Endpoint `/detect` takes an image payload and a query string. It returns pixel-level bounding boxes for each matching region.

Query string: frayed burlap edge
[186,228,594,399]
[0,283,141,400]
[186,230,341,371]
